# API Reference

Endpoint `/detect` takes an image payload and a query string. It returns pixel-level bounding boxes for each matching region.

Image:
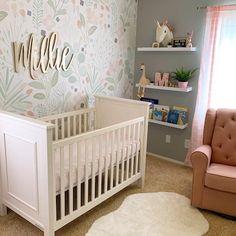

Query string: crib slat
[130,123,136,177]
[110,130,115,189]
[55,119,59,141]
[121,127,126,183]
[61,118,65,139]
[53,148,57,221]
[98,135,102,197]
[68,116,71,138]
[126,125,131,180]
[78,115,82,134]
[135,122,141,174]
[91,138,96,201]
[60,147,65,218]
[116,128,121,186]
[69,144,73,214]
[104,132,109,193]
[73,115,76,135]
[84,113,87,132]
[77,142,81,209]
[84,140,89,205]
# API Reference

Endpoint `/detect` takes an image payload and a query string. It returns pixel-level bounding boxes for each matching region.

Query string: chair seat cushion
[205,163,236,194]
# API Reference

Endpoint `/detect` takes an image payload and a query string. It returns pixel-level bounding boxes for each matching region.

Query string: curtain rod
[197,6,207,10]
[197,4,236,10]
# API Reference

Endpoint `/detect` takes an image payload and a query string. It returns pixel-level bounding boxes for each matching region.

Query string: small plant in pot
[172,67,198,88]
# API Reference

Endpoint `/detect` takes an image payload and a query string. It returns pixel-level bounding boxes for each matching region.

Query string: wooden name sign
[12,32,74,80]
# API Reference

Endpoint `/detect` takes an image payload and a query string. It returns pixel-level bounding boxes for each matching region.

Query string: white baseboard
[147,152,188,167]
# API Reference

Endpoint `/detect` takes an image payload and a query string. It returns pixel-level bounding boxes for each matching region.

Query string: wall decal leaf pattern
[0,0,138,117]
[0,69,32,113]
[0,11,8,22]
[33,0,43,29]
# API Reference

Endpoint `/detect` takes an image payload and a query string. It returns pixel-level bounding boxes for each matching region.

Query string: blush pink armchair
[191,108,236,216]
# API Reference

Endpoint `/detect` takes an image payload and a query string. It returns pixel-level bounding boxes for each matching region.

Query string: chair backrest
[204,108,236,166]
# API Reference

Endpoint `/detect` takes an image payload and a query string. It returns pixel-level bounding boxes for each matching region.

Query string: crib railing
[40,108,96,141]
[52,116,144,230]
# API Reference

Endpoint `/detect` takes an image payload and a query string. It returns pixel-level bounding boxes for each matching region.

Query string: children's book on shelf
[153,105,169,122]
[172,106,188,125]
[140,97,159,119]
[140,97,159,105]
[167,110,179,124]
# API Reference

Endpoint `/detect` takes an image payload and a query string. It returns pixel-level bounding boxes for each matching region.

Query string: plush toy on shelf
[137,63,150,98]
[186,31,193,48]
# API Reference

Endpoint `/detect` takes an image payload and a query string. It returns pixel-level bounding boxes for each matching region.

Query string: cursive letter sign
[12,32,74,80]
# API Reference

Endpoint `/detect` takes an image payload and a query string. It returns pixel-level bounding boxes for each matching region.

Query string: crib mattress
[54,138,139,192]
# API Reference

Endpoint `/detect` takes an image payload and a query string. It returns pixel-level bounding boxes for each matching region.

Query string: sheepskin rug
[86,192,209,236]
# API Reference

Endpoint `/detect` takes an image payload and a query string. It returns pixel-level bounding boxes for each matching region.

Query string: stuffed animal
[137,63,150,98]
[186,31,193,48]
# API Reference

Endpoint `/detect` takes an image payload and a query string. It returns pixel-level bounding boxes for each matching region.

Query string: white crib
[0,96,149,236]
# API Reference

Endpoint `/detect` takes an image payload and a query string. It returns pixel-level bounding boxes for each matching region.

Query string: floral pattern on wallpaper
[0,0,137,117]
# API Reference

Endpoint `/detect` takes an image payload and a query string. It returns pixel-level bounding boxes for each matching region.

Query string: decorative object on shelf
[186,31,193,48]
[162,72,169,86]
[155,72,162,85]
[137,63,150,98]
[155,72,169,86]
[172,67,198,88]
[173,37,187,47]
[152,19,173,48]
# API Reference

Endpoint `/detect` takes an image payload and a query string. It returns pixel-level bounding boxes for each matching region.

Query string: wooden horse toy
[137,63,150,98]
[152,19,173,48]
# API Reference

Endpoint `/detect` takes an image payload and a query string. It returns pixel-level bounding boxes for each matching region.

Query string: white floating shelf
[137,47,197,52]
[149,119,188,129]
[135,84,192,92]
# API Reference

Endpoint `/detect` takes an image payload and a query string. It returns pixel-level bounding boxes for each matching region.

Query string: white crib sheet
[54,138,139,192]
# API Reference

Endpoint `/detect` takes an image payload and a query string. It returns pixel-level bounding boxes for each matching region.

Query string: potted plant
[172,67,198,88]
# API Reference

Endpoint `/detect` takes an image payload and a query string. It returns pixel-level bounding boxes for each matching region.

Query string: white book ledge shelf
[135,84,192,93]
[137,47,197,52]
[149,119,188,129]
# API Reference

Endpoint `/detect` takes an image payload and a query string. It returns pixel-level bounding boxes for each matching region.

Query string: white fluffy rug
[86,192,209,236]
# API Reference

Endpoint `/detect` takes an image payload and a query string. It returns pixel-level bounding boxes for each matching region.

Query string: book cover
[167,110,179,124]
[153,109,163,121]
[140,97,159,105]
[153,105,170,122]
[173,106,188,125]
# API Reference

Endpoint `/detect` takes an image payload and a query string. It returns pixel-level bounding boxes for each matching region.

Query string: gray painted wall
[134,0,236,162]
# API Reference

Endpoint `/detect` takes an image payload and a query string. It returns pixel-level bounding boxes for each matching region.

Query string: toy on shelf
[186,31,193,48]
[137,63,150,98]
[152,19,174,48]
[155,72,169,87]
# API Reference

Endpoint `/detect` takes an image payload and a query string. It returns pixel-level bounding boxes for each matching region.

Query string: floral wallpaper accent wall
[0,0,138,117]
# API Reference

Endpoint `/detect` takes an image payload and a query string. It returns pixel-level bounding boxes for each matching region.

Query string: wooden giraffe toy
[137,63,150,98]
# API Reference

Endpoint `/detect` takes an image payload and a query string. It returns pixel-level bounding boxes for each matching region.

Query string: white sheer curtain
[185,5,236,165]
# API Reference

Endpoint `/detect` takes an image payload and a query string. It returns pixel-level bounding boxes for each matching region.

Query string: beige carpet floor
[0,155,236,236]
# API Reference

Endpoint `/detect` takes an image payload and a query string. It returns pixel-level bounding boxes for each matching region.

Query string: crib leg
[0,204,7,216]
[137,176,145,190]
[44,228,55,236]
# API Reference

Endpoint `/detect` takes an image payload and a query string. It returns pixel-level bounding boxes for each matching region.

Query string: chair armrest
[191,145,212,171]
[190,145,212,208]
